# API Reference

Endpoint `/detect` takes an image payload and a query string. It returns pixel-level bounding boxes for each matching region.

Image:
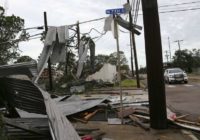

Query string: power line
[80,17,105,24]
[137,7,200,15]
[18,1,200,30]
[159,0,200,8]
[0,32,42,45]
[159,7,200,14]
[15,1,200,45]
[134,1,200,12]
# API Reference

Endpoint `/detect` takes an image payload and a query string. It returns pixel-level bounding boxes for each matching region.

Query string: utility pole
[44,12,53,91]
[165,51,169,63]
[174,40,183,51]
[77,21,80,53]
[113,15,124,124]
[127,0,140,88]
[141,0,167,129]
[129,38,135,77]
[168,37,171,61]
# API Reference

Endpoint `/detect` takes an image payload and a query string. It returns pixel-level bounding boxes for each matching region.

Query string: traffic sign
[106,8,126,14]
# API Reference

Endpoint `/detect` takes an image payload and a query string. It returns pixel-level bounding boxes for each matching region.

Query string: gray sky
[1,0,200,67]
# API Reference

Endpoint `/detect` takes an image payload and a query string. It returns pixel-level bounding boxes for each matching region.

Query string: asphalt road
[165,82,200,121]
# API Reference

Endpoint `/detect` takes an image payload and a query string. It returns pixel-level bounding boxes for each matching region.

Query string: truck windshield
[169,69,182,73]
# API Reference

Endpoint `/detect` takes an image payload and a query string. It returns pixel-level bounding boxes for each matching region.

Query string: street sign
[106,8,126,14]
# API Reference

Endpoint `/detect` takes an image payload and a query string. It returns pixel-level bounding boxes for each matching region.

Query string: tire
[168,78,171,84]
[184,81,188,84]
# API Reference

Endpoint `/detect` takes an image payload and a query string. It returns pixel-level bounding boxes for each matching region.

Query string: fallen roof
[57,95,109,116]
[3,117,51,140]
[0,77,81,140]
[0,61,38,78]
[0,77,46,115]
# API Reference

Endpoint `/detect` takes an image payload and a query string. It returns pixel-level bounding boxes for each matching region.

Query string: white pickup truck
[164,68,188,84]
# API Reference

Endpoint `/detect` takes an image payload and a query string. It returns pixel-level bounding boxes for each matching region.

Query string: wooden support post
[114,15,124,124]
[141,0,167,129]
[44,12,53,91]
[127,0,140,87]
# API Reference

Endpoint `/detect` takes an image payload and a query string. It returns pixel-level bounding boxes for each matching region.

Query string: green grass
[121,79,137,87]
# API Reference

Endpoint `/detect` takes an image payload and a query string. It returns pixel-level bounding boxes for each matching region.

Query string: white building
[86,63,117,83]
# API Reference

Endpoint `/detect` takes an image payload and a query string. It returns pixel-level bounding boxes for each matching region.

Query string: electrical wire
[0,32,42,45]
[94,34,104,43]
[28,36,42,40]
[20,1,200,31]
[159,7,200,14]
[135,6,200,16]
[158,5,200,11]
[73,17,106,26]
[159,0,200,8]
[29,33,43,38]
[6,1,200,46]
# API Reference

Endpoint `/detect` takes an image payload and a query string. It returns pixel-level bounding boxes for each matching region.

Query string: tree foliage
[172,49,200,73]
[107,51,128,66]
[191,49,200,68]
[14,55,34,63]
[82,51,129,78]
[0,6,28,65]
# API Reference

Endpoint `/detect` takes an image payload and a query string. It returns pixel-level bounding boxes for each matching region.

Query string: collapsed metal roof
[0,61,38,78]
[57,95,109,116]
[0,77,46,115]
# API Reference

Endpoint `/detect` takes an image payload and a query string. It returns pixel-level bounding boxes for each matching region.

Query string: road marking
[184,84,193,87]
[167,85,176,88]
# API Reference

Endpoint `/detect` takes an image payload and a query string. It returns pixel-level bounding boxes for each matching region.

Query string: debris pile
[0,63,200,140]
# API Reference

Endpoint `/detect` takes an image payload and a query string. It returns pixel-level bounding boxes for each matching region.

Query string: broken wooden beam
[84,109,100,121]
[129,115,150,131]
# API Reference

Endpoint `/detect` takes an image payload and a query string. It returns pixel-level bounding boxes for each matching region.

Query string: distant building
[86,63,117,83]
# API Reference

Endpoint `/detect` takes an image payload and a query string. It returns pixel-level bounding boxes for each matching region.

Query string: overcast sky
[1,0,200,67]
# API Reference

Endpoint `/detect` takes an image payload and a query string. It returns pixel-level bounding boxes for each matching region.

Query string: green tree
[15,55,34,63]
[0,6,28,65]
[107,51,128,66]
[83,51,130,77]
[94,54,110,71]
[191,49,200,68]
[172,49,193,73]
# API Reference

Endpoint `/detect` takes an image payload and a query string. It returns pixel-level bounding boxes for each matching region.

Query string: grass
[121,79,137,87]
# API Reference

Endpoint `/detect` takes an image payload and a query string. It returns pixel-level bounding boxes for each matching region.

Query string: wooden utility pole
[127,0,140,88]
[44,12,53,91]
[127,0,135,78]
[129,37,135,77]
[168,37,171,61]
[77,21,80,53]
[114,15,124,124]
[141,0,167,129]
[174,40,183,51]
[165,51,169,63]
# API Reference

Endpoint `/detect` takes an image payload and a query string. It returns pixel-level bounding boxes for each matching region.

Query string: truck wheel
[168,78,171,84]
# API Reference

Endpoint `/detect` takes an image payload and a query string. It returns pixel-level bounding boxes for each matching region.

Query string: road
[165,82,200,121]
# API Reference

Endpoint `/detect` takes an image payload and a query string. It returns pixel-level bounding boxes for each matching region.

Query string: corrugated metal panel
[3,117,51,140]
[0,62,38,78]
[2,78,46,115]
[57,95,109,116]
